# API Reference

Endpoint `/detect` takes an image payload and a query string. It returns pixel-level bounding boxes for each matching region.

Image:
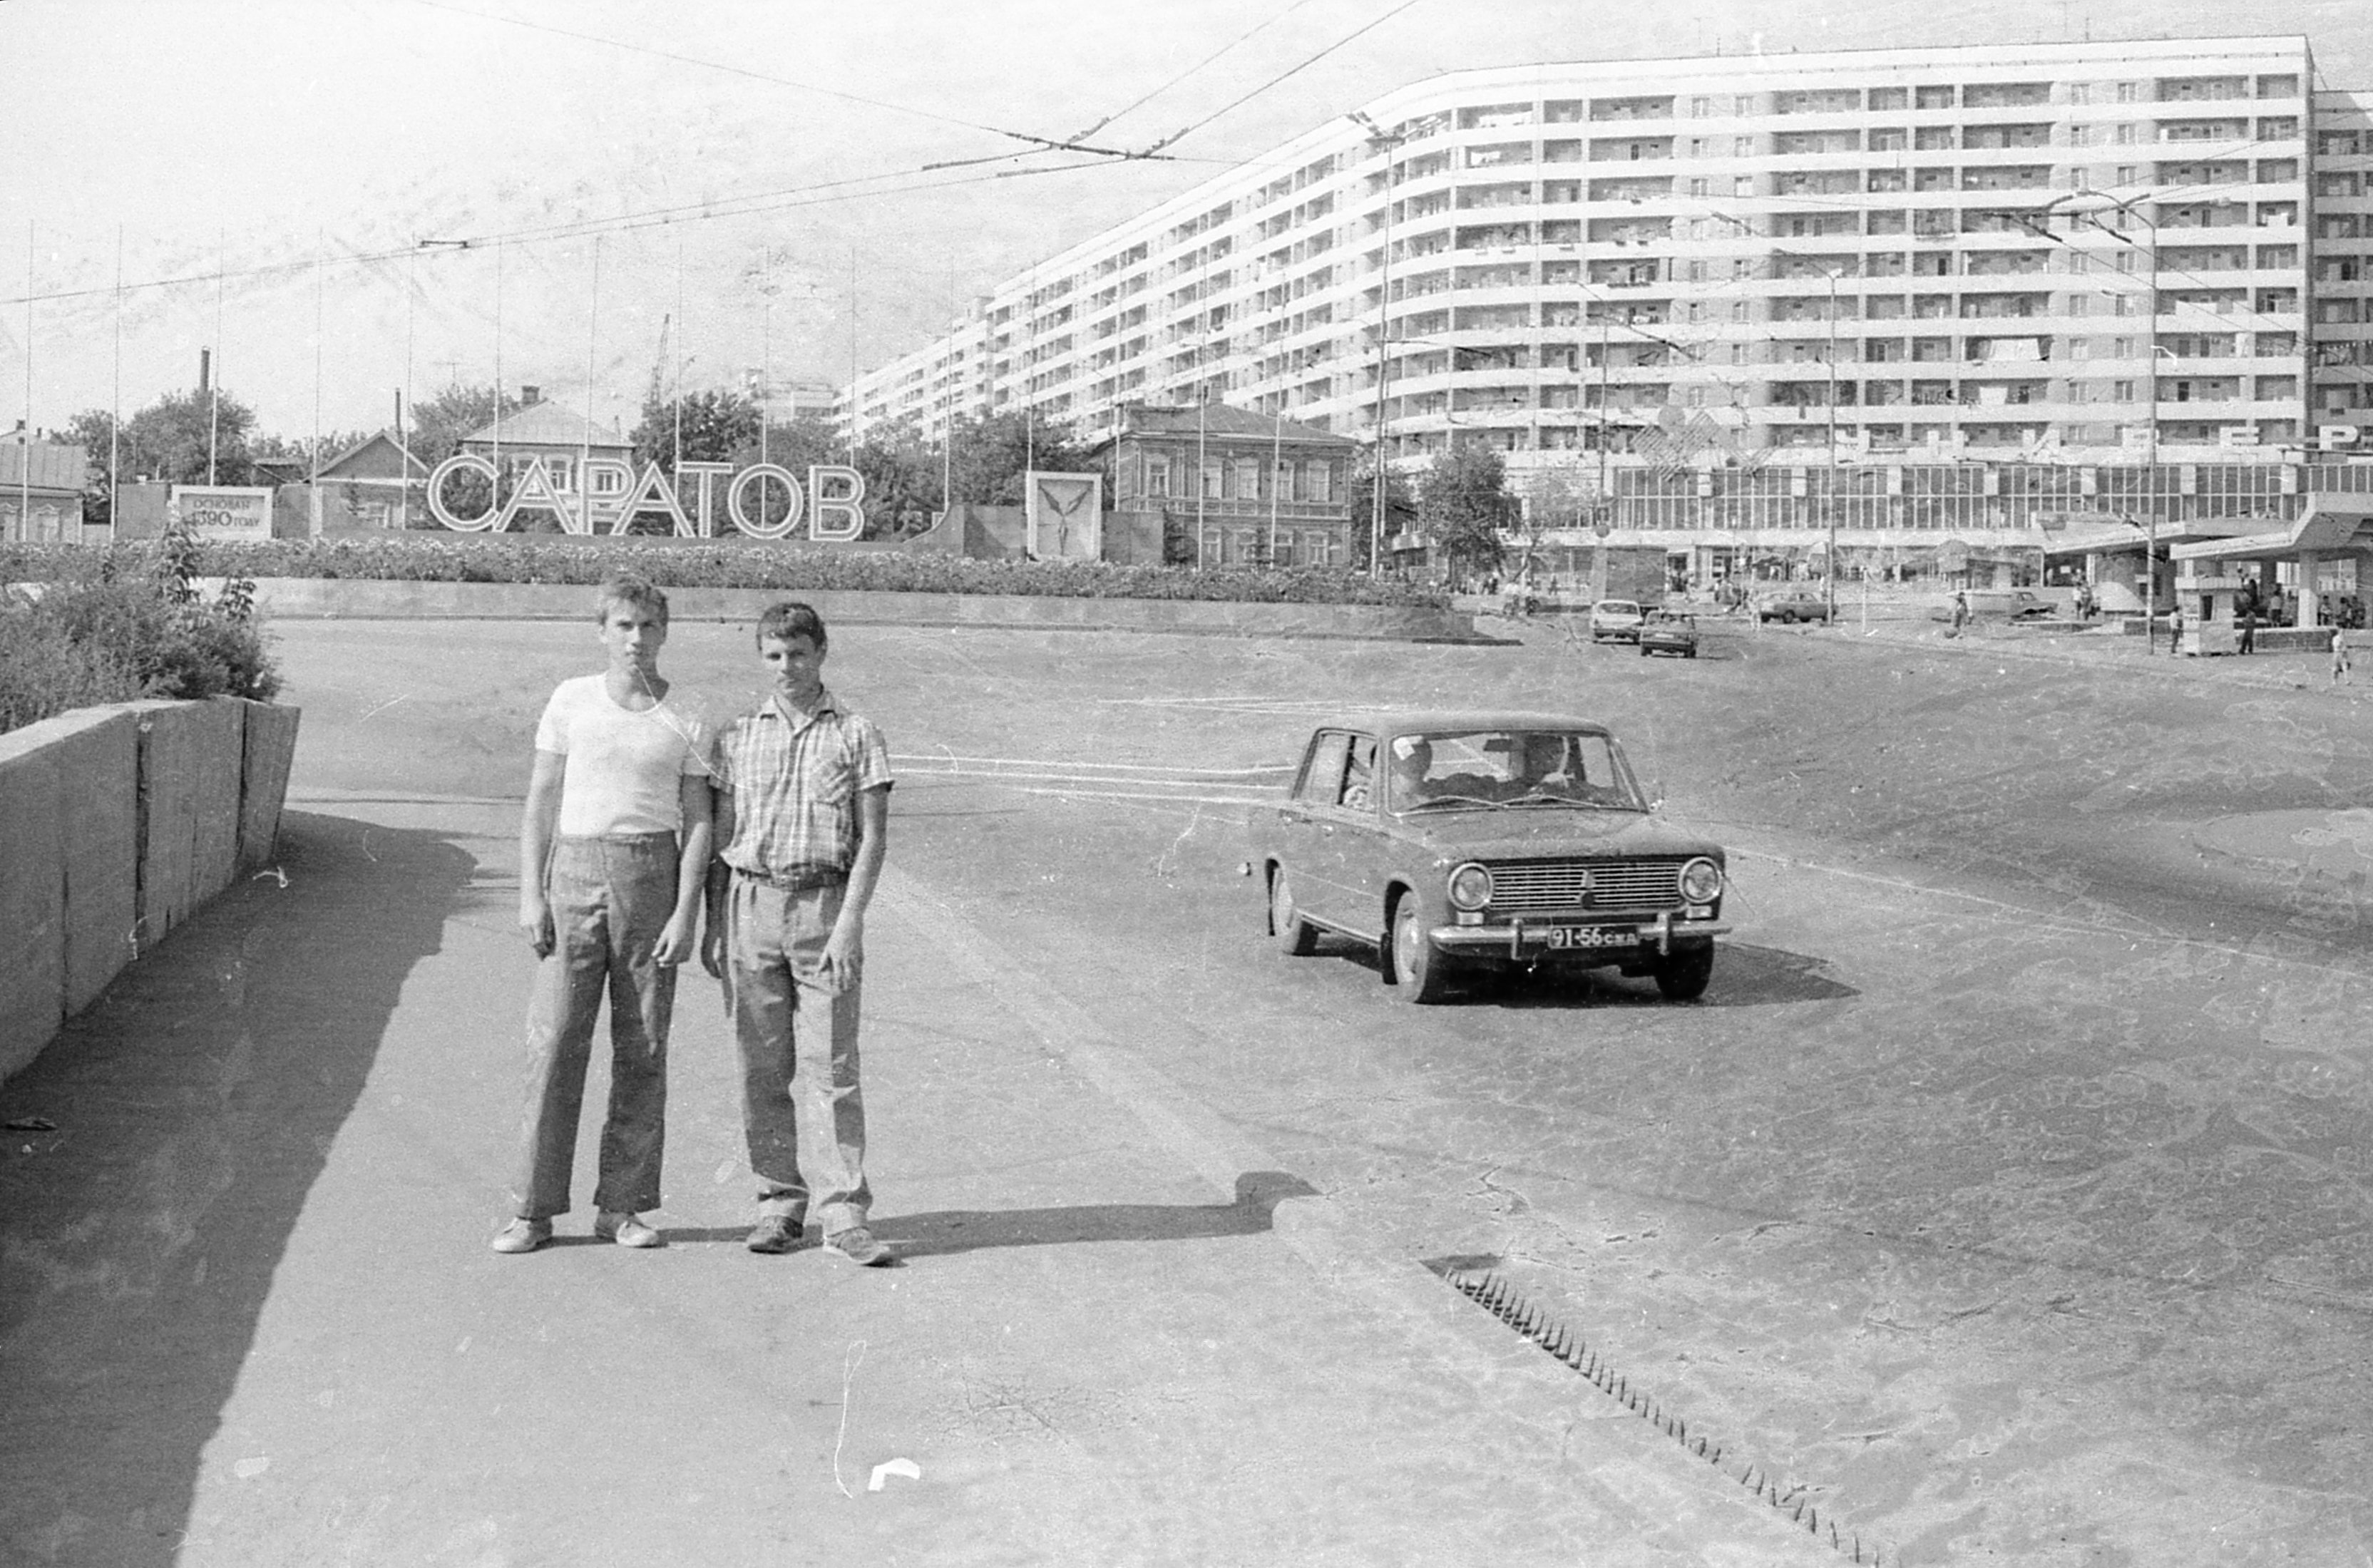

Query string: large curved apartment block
[846,37,2373,495]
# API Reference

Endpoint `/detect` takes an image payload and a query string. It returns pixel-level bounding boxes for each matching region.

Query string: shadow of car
[1251,712,1729,1005]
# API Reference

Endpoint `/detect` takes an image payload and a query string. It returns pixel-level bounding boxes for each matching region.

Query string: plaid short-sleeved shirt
[714,687,894,879]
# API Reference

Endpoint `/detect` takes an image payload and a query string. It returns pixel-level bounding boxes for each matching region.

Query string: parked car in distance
[1757,593,1832,624]
[1254,711,1730,1004]
[1588,598,1647,642]
[1638,609,1701,659]
[1930,588,2054,622]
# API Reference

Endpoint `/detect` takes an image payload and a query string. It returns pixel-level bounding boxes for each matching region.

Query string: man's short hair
[757,600,829,650]
[596,573,670,626]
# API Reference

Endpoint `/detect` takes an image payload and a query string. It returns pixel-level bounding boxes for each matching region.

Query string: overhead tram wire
[1139,0,1428,155]
[1066,0,1325,146]
[0,156,1097,312]
[404,0,1176,164]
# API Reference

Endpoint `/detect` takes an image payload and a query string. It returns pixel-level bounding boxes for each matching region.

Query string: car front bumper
[1430,911,1729,958]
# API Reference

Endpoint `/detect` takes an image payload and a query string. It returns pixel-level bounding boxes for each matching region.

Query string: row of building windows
[1117,455,1340,503]
[1437,125,2301,169]
[1385,75,2302,136]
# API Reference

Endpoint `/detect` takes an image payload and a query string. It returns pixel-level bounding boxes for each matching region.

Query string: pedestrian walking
[1948,589,1969,637]
[2334,627,2352,686]
[703,602,898,1266]
[2239,606,2257,655]
[493,575,714,1254]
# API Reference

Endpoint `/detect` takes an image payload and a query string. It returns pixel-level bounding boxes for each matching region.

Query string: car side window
[1338,734,1378,810]
[1298,731,1350,806]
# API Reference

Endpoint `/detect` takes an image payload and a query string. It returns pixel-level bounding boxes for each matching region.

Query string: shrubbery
[0,535,1447,610]
[0,533,280,735]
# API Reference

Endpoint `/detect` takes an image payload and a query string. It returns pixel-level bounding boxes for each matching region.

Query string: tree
[849,423,943,539]
[943,412,1098,507]
[63,389,259,497]
[630,381,763,478]
[1420,438,1513,588]
[251,429,373,467]
[405,383,518,471]
[1345,453,1419,574]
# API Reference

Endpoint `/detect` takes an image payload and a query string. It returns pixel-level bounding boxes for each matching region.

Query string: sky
[4,0,2369,450]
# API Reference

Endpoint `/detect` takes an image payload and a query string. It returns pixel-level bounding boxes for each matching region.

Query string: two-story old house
[1092,402,1358,568]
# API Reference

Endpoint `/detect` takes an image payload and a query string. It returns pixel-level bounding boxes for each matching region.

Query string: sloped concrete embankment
[0,698,300,1083]
[243,578,1485,642]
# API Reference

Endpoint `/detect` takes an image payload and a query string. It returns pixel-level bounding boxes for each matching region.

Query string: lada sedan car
[1587,598,1646,642]
[1637,609,1701,658]
[1757,593,1832,624]
[1254,711,1729,1003]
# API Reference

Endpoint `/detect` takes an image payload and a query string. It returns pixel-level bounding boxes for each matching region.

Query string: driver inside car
[1500,732,1578,801]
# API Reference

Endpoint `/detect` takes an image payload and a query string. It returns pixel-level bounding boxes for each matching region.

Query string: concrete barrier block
[0,723,66,1082]
[190,700,245,905]
[127,700,201,946]
[51,708,140,1016]
[239,701,302,872]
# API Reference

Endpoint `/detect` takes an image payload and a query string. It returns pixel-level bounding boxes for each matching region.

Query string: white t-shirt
[534,675,713,836]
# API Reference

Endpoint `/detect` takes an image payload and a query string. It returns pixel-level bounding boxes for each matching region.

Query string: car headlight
[1447,863,1493,911]
[1679,857,1723,904]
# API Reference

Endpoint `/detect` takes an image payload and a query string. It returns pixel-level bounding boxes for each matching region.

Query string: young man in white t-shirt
[492,575,713,1254]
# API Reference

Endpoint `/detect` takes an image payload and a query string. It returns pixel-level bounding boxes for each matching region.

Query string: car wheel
[1652,942,1716,1002]
[1386,896,1453,1004]
[1686,647,1698,659]
[1270,866,1317,957]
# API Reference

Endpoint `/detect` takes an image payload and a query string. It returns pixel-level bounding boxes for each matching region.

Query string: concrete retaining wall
[0,697,300,1085]
[242,577,1485,642]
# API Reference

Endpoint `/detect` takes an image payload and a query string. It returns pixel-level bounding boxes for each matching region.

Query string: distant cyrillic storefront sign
[169,486,275,540]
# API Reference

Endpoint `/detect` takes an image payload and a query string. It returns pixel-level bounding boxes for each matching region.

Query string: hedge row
[0,538,1447,610]
[0,545,280,735]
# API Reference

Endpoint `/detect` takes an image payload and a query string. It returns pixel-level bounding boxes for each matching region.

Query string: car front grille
[1483,858,1683,913]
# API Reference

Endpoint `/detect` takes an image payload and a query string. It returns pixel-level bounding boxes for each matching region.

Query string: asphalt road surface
[16,610,2373,1564]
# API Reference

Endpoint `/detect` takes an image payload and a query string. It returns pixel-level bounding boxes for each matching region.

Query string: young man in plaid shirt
[701,601,896,1265]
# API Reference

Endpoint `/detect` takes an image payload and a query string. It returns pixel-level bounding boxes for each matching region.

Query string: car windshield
[1387,729,1644,813]
[1596,601,1641,616]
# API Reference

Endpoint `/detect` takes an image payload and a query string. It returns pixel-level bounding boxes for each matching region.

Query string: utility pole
[1824,266,1840,622]
[1352,112,1405,578]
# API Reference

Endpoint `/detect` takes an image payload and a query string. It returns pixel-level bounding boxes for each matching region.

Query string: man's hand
[655,910,696,968]
[818,925,864,991]
[521,895,555,959]
[699,923,727,980]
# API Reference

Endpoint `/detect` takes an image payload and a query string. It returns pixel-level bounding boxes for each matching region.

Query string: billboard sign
[169,486,275,540]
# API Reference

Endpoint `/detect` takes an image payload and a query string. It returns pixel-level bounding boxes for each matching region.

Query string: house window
[1146,457,1171,496]
[1201,458,1224,498]
[1304,460,1333,502]
[1234,456,1261,498]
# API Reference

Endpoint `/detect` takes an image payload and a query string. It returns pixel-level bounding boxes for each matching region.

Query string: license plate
[1540,926,1636,949]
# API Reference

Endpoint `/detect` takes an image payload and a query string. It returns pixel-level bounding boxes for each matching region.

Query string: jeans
[721,874,870,1234]
[511,833,678,1219]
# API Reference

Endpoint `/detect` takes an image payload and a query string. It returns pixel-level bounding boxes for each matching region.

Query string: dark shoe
[594,1211,662,1248]
[747,1216,804,1254]
[824,1225,893,1266]
[490,1217,551,1254]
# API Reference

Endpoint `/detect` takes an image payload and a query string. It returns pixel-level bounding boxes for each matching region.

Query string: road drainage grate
[1428,1260,1886,1566]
